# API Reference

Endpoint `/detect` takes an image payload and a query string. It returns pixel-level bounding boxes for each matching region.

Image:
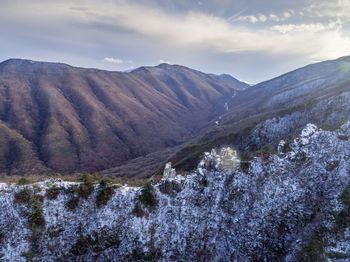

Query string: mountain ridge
[0,58,247,175]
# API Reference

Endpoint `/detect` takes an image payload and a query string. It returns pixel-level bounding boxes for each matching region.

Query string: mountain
[1,122,350,261]
[0,59,248,175]
[223,55,350,123]
[171,56,350,171]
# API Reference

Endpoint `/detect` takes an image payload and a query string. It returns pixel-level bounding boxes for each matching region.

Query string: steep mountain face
[171,56,350,172]
[0,59,245,175]
[1,122,349,261]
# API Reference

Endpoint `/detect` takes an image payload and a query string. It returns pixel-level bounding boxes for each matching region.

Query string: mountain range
[1,56,350,178]
[0,59,247,175]
[1,56,350,261]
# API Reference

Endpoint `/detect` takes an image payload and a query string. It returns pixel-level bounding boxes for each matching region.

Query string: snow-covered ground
[1,123,350,261]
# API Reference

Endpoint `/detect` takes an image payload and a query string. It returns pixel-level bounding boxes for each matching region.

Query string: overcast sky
[1,0,350,83]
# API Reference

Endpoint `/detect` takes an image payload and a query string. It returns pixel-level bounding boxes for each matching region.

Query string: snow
[0,123,350,261]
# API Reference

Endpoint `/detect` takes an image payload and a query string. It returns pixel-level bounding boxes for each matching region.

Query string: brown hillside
[0,59,245,175]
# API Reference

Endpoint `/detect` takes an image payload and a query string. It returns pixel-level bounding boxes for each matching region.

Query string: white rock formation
[162,162,176,179]
[199,147,240,171]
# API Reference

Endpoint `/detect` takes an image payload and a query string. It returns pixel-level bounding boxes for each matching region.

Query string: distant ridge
[0,58,247,175]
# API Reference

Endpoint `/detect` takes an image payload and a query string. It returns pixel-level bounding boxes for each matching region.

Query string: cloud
[258,14,267,22]
[269,13,280,22]
[271,21,341,34]
[283,11,292,19]
[1,0,350,81]
[302,0,350,20]
[72,1,349,61]
[237,15,258,23]
[103,57,123,64]
[159,59,172,64]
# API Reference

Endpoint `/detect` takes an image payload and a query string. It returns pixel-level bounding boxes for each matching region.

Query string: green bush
[30,197,45,232]
[78,173,95,199]
[33,184,42,193]
[96,179,115,208]
[17,177,32,186]
[137,183,158,209]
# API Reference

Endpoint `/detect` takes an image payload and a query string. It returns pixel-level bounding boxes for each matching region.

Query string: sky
[1,0,350,83]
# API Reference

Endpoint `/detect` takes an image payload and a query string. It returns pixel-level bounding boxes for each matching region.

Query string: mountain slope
[224,56,350,123]
[1,122,349,261]
[171,56,350,172]
[0,59,246,175]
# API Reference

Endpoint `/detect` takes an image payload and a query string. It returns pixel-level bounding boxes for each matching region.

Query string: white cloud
[237,15,258,23]
[283,11,292,18]
[303,0,350,20]
[271,20,342,34]
[103,57,124,64]
[159,59,172,64]
[258,14,267,22]
[2,0,350,65]
[269,13,280,21]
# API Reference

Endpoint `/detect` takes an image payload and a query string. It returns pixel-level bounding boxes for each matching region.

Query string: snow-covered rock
[162,162,176,179]
[0,123,350,261]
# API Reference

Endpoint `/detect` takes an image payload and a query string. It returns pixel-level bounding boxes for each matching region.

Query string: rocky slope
[171,56,350,172]
[1,122,349,261]
[0,59,246,175]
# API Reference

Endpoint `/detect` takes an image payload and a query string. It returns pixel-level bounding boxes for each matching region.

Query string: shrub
[30,197,45,232]
[46,186,61,200]
[65,185,80,211]
[66,197,80,211]
[96,179,115,208]
[338,135,349,141]
[78,173,95,199]
[54,173,63,180]
[33,184,42,193]
[137,183,158,209]
[65,185,78,194]
[14,188,32,204]
[17,177,32,186]
[254,144,272,160]
[302,235,324,261]
[92,172,100,181]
